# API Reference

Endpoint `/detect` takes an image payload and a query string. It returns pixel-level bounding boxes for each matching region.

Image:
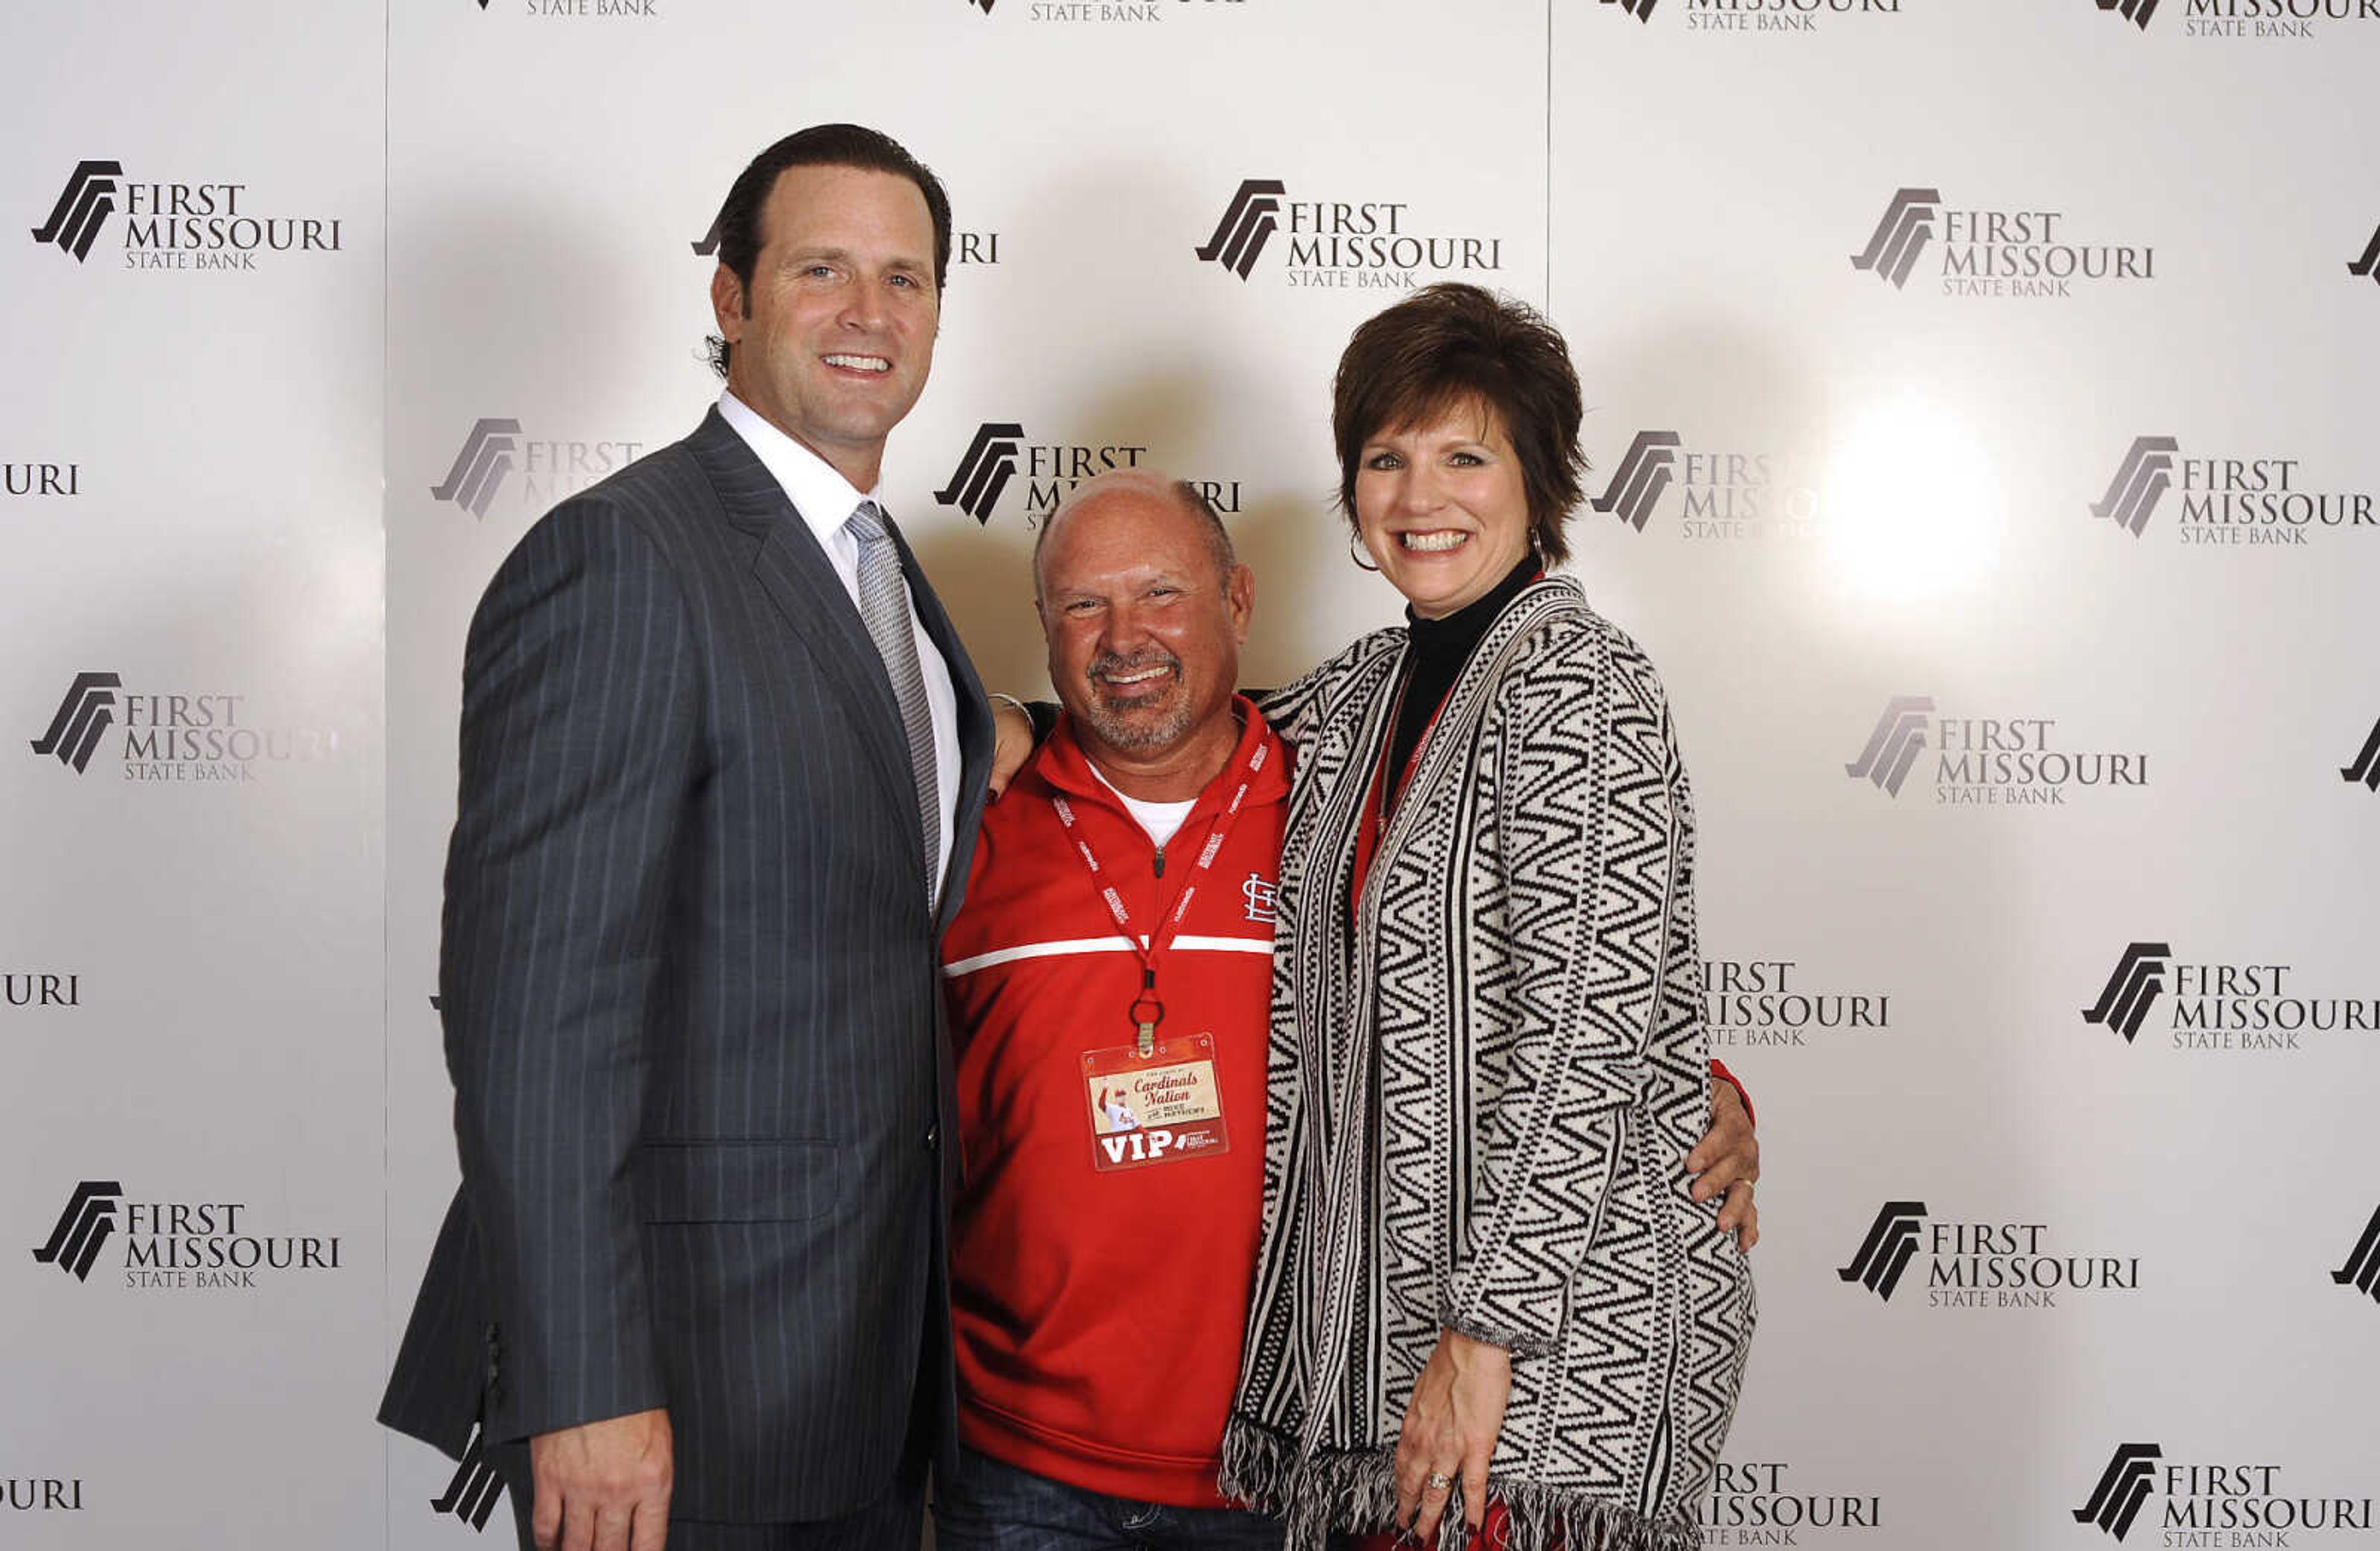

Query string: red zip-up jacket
[941,701,1289,1506]
[941,700,1753,1508]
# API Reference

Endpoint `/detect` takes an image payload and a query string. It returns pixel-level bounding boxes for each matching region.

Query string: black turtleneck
[1383,554,1543,812]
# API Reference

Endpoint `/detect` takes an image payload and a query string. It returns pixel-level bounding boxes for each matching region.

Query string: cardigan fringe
[1220,1416,1704,1551]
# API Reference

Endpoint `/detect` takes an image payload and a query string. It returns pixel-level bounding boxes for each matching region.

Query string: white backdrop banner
[5,0,2375,1546]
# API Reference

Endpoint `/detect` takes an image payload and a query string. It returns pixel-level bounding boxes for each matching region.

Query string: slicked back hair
[704,123,953,378]
[1331,283,1587,567]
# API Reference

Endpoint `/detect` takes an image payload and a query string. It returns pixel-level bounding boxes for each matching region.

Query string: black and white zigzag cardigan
[1220,576,1755,1551]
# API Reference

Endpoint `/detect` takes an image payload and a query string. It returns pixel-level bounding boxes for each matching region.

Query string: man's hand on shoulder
[987,695,1037,799]
[528,1407,673,1551]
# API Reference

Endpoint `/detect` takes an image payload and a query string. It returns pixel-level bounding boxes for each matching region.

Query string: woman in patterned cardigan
[1219,285,1755,1551]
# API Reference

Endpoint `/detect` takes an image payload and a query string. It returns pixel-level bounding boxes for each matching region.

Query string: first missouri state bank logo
[2082,943,2168,1043]
[1594,430,1824,538]
[2090,436,2373,543]
[28,670,339,781]
[430,419,644,519]
[25,160,343,270]
[2079,941,2378,1052]
[1706,1461,1886,1544]
[2338,1205,2380,1304]
[1599,0,1903,28]
[1593,433,1682,530]
[29,160,121,262]
[1193,178,1505,288]
[29,672,121,773]
[30,1181,120,1282]
[961,0,1245,18]
[27,1179,344,1291]
[935,421,1243,524]
[1837,1201,1926,1300]
[430,1425,509,1531]
[2089,437,2175,536]
[1849,189,1939,289]
[2351,224,2380,287]
[431,420,520,519]
[1843,696,1933,797]
[1845,695,2147,805]
[1849,187,2152,297]
[1838,1202,2140,1309]
[1196,180,1286,278]
[2094,0,2380,38]
[937,423,1028,522]
[477,0,663,16]
[2074,1445,2162,1541]
[2345,717,2380,791]
[2073,1444,2374,1542]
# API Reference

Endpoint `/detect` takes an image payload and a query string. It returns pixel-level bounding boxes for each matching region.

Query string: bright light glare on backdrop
[1822,395,2001,604]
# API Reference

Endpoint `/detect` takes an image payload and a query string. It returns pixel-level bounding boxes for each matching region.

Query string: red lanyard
[1049,734,1272,1055]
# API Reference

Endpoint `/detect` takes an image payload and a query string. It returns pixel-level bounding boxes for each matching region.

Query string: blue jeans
[933,1444,1285,1551]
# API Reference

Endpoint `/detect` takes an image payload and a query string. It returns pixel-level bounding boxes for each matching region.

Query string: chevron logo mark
[2095,0,2159,27]
[430,1425,509,1531]
[31,1180,123,1282]
[431,420,523,519]
[1837,1201,1926,1301]
[1849,188,1942,291]
[2353,226,2380,284]
[964,0,995,10]
[1843,696,1934,797]
[935,422,1027,524]
[2082,942,2171,1044]
[1592,431,1683,531]
[2335,1205,2380,1303]
[1602,0,1658,17]
[2343,717,2380,791]
[2074,1444,2164,1540]
[1194,180,1289,280]
[2090,436,2179,537]
[30,672,124,774]
[30,160,124,263]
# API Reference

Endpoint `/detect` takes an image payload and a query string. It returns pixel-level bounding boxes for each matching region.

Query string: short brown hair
[1330,284,1586,566]
[703,124,953,379]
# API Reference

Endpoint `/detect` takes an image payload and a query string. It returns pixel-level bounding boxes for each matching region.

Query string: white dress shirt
[718,390,962,899]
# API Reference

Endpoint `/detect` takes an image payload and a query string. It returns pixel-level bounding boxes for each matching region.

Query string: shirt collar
[1035,696,1289,813]
[717,390,881,546]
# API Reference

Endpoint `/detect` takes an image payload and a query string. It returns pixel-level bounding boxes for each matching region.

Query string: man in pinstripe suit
[382,125,994,1551]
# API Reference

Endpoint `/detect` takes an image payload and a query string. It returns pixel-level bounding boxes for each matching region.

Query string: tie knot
[845,501,891,547]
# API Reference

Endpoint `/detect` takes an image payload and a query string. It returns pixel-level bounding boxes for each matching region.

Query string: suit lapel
[690,411,925,879]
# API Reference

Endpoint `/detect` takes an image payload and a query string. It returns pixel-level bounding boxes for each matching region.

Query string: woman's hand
[1395,1326,1511,1545]
[1686,1079,1760,1251]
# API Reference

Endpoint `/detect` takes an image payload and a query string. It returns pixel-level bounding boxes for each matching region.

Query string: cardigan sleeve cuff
[1438,1299,1561,1361]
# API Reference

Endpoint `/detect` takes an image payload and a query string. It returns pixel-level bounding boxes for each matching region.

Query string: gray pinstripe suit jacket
[381,408,993,1523]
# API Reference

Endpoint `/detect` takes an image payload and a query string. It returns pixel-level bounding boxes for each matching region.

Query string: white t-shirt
[1088,762,1197,848]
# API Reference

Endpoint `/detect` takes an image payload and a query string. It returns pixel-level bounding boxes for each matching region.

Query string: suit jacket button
[923,1125,939,1151]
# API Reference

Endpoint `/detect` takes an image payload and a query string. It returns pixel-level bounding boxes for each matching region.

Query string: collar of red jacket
[1029,693,1288,818]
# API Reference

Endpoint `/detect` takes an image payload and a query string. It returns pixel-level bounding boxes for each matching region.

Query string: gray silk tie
[844,501,941,897]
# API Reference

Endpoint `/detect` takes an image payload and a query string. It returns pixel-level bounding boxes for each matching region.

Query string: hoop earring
[1349,530,1380,573]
